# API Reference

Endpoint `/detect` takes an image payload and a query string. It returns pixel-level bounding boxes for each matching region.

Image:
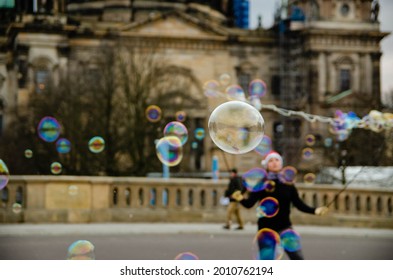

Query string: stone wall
[1,175,392,228]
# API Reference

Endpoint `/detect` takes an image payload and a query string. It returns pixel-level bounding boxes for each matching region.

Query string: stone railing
[1,176,392,228]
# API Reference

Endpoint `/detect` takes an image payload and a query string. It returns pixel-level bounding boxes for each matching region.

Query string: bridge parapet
[1,176,392,228]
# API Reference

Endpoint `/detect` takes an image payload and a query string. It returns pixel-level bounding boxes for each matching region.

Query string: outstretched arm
[291,186,316,214]
[232,190,261,209]
[291,187,329,215]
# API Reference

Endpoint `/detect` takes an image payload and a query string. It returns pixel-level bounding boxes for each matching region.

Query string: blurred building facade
[0,0,389,174]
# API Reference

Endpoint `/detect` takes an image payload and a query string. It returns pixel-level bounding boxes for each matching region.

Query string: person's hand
[231,190,244,201]
[315,206,329,216]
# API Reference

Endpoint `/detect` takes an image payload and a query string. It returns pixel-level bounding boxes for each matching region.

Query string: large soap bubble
[208,101,265,154]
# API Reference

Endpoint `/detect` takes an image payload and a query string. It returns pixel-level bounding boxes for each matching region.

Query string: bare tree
[0,43,202,176]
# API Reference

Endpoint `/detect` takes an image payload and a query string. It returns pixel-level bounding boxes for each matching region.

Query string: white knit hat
[261,151,283,168]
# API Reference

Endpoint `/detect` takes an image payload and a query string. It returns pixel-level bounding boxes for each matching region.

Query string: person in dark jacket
[223,168,245,230]
[232,151,328,259]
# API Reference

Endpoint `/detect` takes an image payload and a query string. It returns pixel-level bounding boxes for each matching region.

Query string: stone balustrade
[1,176,392,228]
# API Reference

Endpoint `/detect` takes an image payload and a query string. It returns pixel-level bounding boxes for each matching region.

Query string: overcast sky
[249,0,393,98]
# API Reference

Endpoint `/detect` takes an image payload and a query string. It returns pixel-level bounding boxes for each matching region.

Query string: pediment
[121,12,228,38]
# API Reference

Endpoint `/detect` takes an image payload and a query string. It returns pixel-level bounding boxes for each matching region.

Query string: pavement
[1,223,393,238]
[1,223,392,260]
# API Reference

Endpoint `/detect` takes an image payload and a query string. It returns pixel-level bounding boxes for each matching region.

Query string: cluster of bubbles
[241,166,297,219]
[205,74,392,157]
[155,121,188,167]
[146,104,206,167]
[242,166,297,194]
[33,116,106,174]
[330,109,393,142]
[301,134,317,185]
[252,228,301,260]
[203,74,267,106]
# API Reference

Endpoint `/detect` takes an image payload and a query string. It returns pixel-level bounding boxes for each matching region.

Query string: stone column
[318,52,327,101]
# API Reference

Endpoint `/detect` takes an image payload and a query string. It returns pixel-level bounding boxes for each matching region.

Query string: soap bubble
[37,116,60,142]
[208,101,265,154]
[163,121,188,146]
[67,240,95,260]
[24,149,33,159]
[56,138,71,154]
[156,136,183,166]
[88,136,105,153]
[176,111,186,122]
[174,252,199,260]
[50,162,62,175]
[0,159,10,190]
[218,73,231,86]
[145,105,162,123]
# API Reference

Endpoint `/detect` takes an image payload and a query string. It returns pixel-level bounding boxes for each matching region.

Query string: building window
[16,186,23,204]
[340,3,350,17]
[35,69,50,93]
[339,69,351,92]
[1,187,8,203]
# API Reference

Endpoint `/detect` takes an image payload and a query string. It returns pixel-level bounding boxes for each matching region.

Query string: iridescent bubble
[51,162,62,175]
[56,138,71,154]
[219,73,231,86]
[24,149,33,159]
[248,79,267,98]
[254,135,272,157]
[12,203,22,214]
[67,240,95,260]
[88,136,105,153]
[176,111,187,122]
[303,173,316,185]
[163,121,188,145]
[0,159,10,190]
[242,168,268,192]
[208,101,265,154]
[225,85,246,101]
[37,116,61,142]
[257,197,279,218]
[175,252,199,261]
[156,136,183,167]
[302,147,314,160]
[194,128,205,141]
[279,166,297,184]
[305,134,315,146]
[263,180,276,192]
[252,228,283,260]
[280,229,301,252]
[145,105,162,123]
[203,80,220,98]
[174,252,199,260]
